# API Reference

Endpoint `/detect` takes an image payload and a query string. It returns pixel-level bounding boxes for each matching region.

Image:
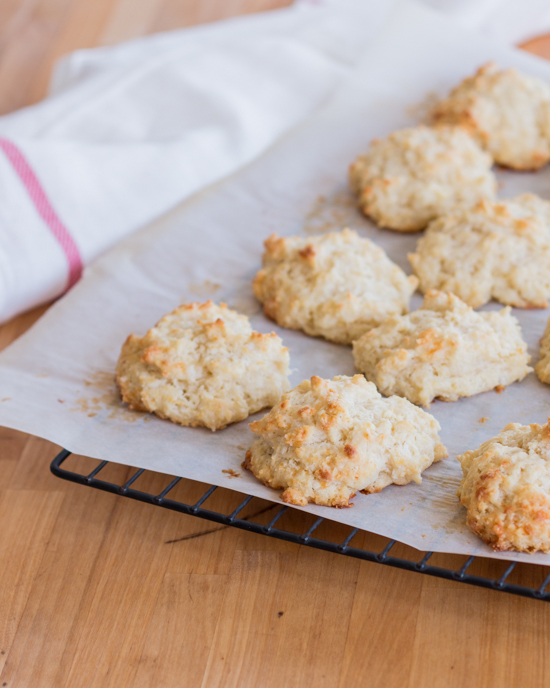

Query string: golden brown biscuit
[433,62,550,170]
[244,374,447,507]
[458,421,550,552]
[352,290,532,406]
[409,195,550,309]
[253,228,417,344]
[116,301,290,430]
[349,125,496,231]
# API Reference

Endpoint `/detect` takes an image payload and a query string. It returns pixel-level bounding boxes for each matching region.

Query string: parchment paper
[3,1,550,564]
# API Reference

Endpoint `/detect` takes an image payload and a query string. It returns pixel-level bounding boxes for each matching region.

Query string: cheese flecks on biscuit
[253,228,418,345]
[116,301,290,431]
[244,374,447,508]
[458,422,550,553]
[409,195,550,309]
[433,62,550,170]
[352,291,531,407]
[348,125,496,232]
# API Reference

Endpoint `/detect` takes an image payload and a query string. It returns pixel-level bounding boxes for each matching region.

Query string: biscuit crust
[244,374,447,507]
[536,317,550,384]
[433,62,550,170]
[458,422,550,552]
[116,301,290,431]
[408,195,550,309]
[348,125,496,231]
[252,228,418,344]
[352,291,531,407]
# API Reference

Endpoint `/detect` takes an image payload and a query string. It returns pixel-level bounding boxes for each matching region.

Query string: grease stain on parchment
[72,370,147,423]
[187,279,221,298]
[405,91,440,124]
[303,187,370,235]
[419,472,465,535]
[228,296,262,317]
[225,442,250,459]
[420,474,461,506]
[430,507,467,536]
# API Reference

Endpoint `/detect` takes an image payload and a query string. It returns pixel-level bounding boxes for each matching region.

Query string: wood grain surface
[1,3,550,686]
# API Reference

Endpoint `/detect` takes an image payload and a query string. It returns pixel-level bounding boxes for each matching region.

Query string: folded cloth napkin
[1,0,550,325]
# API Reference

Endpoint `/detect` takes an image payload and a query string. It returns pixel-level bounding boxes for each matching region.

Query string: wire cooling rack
[51,449,550,603]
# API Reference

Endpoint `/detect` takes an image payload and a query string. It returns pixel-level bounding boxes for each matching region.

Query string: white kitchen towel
[1,0,550,325]
[0,1,399,325]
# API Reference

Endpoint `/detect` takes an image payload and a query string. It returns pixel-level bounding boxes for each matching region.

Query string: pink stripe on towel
[0,137,83,289]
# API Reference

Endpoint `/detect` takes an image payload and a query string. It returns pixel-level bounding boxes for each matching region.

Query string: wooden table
[1,2,549,686]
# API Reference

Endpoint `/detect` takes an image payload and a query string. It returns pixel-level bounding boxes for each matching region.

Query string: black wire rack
[51,449,550,603]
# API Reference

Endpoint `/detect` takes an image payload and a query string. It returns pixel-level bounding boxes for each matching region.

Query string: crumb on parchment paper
[222,469,241,479]
[479,417,489,423]
[303,188,369,236]
[405,90,440,123]
[74,370,147,423]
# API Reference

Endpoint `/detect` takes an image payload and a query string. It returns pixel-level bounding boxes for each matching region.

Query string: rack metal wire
[50,449,550,602]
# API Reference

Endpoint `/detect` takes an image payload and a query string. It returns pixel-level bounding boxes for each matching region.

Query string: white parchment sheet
[3,1,550,564]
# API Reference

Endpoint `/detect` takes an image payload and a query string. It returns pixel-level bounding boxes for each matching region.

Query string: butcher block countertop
[1,2,550,686]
